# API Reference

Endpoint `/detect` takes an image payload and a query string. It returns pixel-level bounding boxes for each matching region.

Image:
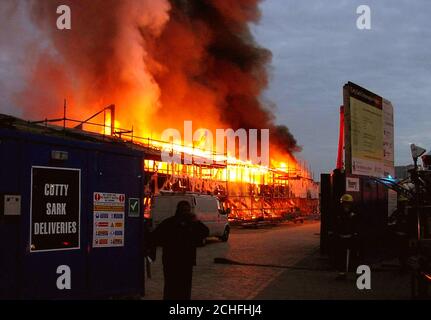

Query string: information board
[30,166,81,252]
[344,82,394,178]
[93,192,125,248]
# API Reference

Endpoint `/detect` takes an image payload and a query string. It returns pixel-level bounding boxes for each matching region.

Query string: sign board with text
[30,166,81,252]
[93,192,125,248]
[346,177,360,192]
[343,82,395,178]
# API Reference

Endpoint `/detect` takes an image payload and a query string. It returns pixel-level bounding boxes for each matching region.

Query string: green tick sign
[128,198,140,217]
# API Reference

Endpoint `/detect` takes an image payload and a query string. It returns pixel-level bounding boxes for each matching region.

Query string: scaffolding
[30,105,319,222]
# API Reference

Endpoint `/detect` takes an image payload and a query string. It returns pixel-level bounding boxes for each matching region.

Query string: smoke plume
[6,0,301,156]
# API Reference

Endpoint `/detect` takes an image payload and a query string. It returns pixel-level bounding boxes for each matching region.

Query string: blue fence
[0,125,146,299]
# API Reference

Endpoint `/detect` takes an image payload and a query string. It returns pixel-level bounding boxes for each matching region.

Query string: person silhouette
[151,200,209,300]
[335,194,359,279]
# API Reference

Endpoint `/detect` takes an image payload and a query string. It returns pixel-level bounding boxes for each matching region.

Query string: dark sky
[252,0,431,176]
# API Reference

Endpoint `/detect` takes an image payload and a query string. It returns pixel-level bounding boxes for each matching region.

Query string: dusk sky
[253,0,431,176]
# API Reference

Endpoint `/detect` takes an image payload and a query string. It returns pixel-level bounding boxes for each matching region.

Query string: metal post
[63,99,67,129]
[103,109,106,138]
[110,104,116,136]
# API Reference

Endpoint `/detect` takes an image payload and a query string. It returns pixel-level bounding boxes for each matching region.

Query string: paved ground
[143,221,413,300]
[143,221,320,300]
[255,250,411,300]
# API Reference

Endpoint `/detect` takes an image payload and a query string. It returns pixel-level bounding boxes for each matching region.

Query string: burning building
[2,0,319,221]
[29,104,318,222]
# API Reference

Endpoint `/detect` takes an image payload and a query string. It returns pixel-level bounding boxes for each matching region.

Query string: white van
[150,192,230,242]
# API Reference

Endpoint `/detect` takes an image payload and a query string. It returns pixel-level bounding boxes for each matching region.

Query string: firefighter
[151,201,209,300]
[335,194,359,279]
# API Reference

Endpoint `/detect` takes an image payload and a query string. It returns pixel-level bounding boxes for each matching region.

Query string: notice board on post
[30,166,81,252]
[343,82,395,178]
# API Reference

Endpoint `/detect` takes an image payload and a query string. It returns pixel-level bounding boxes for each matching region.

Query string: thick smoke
[23,0,170,130]
[11,0,300,156]
[144,0,301,154]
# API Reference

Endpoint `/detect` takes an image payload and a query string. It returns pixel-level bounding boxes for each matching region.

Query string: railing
[30,108,313,180]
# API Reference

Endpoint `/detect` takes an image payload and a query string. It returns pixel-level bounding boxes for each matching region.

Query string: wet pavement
[143,221,320,300]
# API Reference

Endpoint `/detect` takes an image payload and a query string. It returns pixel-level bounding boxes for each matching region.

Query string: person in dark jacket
[335,194,359,279]
[151,200,209,300]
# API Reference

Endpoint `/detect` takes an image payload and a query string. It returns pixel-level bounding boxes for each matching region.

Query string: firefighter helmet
[340,194,354,204]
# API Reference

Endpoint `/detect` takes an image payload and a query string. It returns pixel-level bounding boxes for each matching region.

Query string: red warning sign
[93,192,125,248]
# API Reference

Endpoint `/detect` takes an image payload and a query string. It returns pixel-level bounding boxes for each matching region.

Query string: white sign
[4,195,21,216]
[93,192,125,248]
[346,177,360,192]
[349,95,384,178]
[352,158,383,178]
[344,83,395,178]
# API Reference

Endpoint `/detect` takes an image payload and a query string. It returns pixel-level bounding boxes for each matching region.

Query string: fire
[113,112,299,182]
[99,114,301,186]
[6,1,319,220]
[18,1,301,158]
[102,112,121,136]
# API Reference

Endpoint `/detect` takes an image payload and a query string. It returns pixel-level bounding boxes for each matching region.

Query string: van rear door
[151,195,195,228]
[151,196,175,227]
[195,196,221,236]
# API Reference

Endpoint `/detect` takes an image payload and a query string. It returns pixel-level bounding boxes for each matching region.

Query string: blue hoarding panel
[0,126,145,299]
